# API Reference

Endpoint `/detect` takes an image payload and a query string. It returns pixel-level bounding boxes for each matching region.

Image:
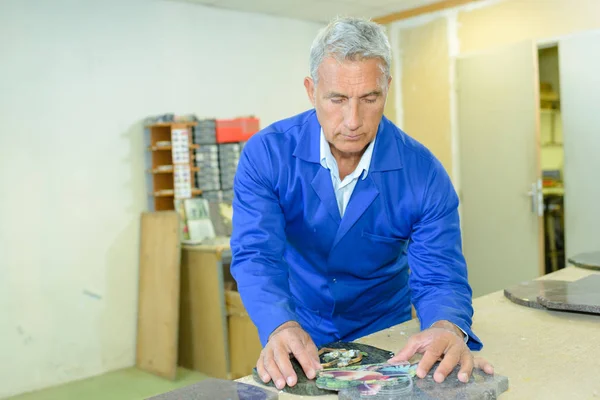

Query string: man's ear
[304,77,316,106]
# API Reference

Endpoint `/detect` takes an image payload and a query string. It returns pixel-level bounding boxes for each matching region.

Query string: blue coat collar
[293,109,403,172]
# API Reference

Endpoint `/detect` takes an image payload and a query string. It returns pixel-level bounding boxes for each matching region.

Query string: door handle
[527,179,544,217]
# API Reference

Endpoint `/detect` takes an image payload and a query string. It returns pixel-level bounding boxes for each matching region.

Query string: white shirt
[319,129,375,217]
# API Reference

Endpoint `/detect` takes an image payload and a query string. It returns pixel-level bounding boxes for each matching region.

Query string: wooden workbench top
[237,266,600,399]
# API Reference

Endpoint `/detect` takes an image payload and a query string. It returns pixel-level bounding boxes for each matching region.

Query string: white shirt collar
[319,128,375,181]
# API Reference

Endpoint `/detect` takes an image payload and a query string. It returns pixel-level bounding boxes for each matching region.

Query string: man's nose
[344,100,362,131]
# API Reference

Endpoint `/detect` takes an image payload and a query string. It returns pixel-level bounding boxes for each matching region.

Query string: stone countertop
[568,251,600,270]
[237,266,600,399]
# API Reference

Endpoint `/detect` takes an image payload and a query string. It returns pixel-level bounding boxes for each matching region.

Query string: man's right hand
[257,321,322,389]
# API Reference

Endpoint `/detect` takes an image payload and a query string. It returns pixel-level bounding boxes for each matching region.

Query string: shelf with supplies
[144,114,260,212]
[144,121,201,211]
[153,189,203,198]
[148,144,201,151]
[149,165,201,174]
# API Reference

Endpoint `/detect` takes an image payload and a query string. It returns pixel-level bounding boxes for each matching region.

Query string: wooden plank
[152,189,202,197]
[136,211,181,380]
[178,248,230,379]
[149,166,200,174]
[373,0,481,24]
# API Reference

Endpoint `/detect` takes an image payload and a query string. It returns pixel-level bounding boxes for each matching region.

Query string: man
[230,17,493,390]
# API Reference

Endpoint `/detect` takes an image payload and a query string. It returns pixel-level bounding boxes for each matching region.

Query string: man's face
[305,57,390,156]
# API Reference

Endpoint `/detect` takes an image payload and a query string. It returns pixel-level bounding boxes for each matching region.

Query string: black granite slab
[338,362,509,400]
[503,280,567,309]
[568,251,600,271]
[146,378,278,400]
[537,274,600,314]
[252,342,394,396]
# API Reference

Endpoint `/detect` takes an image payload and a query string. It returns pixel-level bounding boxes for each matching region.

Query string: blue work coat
[230,109,482,351]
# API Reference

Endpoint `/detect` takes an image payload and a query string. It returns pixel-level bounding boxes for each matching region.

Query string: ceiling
[168,0,442,23]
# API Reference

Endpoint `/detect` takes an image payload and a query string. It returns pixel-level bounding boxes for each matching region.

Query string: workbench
[237,266,600,399]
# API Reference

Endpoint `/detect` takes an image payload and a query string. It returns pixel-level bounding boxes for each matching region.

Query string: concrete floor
[6,367,207,400]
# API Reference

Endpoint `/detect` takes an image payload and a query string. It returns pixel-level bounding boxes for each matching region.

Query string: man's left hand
[388,321,494,383]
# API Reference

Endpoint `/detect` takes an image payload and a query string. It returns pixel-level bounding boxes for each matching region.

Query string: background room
[1,0,599,399]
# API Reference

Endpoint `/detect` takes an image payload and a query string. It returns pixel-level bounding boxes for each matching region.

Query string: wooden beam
[373,0,482,24]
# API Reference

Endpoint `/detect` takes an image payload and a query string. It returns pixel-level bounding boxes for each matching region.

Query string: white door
[457,41,543,297]
[559,31,600,258]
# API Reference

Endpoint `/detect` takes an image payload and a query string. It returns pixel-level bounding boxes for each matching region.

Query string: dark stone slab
[568,251,600,271]
[338,362,509,400]
[503,280,568,309]
[537,274,600,314]
[252,342,395,396]
[146,378,278,400]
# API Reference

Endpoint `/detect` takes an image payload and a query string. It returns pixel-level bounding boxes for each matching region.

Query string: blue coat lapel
[294,110,341,225]
[292,110,320,164]
[370,117,403,173]
[332,118,404,247]
[332,174,379,248]
[311,167,342,224]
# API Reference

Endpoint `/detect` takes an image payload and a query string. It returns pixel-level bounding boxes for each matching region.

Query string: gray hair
[309,16,392,86]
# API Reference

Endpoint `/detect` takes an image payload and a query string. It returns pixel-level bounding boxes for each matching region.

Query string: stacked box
[201,189,234,204]
[198,175,220,191]
[222,189,234,203]
[194,119,217,144]
[219,143,241,190]
[195,150,218,164]
[195,145,221,191]
[202,190,224,203]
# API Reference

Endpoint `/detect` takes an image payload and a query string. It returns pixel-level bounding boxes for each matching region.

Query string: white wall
[0,0,321,397]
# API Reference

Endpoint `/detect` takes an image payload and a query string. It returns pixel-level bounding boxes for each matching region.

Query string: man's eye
[331,98,345,104]
[363,97,377,103]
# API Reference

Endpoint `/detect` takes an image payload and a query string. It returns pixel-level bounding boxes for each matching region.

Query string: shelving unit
[145,121,202,211]
[149,166,201,174]
[149,144,200,151]
[144,116,259,212]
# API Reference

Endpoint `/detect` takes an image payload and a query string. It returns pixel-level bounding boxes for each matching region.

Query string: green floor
[7,367,208,400]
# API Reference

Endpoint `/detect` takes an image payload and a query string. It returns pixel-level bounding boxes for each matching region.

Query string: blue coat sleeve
[229,135,297,347]
[408,158,483,351]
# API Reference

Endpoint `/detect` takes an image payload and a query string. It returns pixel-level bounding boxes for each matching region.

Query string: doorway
[538,45,566,274]
[456,41,543,298]
[457,32,600,298]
